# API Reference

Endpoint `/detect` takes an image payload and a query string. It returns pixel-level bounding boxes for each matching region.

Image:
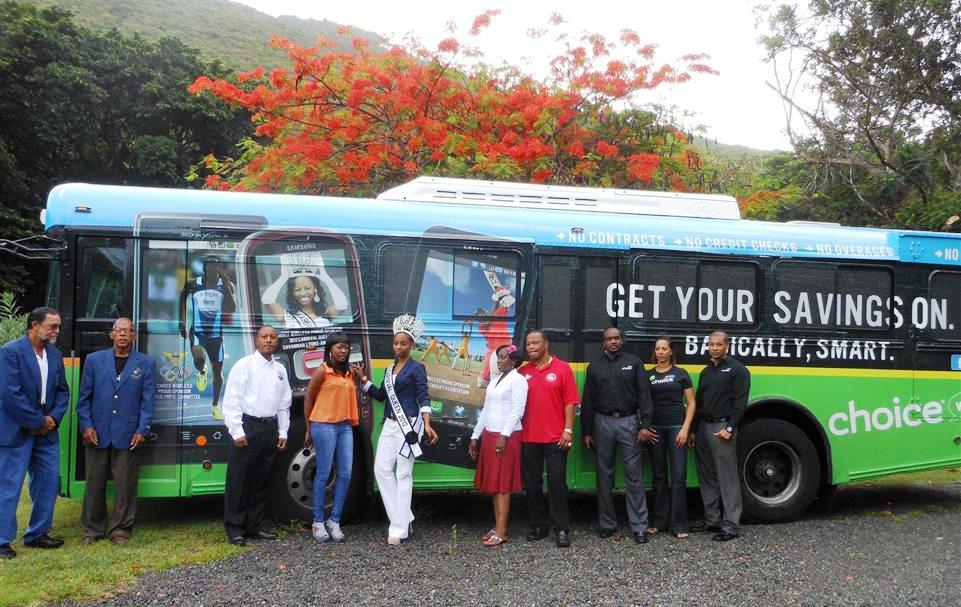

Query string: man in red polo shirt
[519,330,579,548]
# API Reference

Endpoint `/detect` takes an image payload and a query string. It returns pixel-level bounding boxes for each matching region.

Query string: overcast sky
[232,0,792,151]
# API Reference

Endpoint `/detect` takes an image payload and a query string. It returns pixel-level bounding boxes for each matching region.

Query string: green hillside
[21,0,384,69]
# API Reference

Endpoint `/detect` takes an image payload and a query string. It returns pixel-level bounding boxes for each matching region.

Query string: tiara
[392,314,425,342]
[281,252,319,276]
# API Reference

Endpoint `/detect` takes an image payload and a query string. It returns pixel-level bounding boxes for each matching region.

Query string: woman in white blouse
[468,344,527,546]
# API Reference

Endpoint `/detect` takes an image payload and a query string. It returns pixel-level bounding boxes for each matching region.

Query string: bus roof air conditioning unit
[377,176,741,220]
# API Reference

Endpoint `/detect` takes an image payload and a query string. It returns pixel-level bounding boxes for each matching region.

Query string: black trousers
[647,427,689,534]
[521,442,569,532]
[223,417,279,538]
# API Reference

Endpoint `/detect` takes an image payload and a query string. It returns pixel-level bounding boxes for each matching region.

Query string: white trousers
[374,421,417,539]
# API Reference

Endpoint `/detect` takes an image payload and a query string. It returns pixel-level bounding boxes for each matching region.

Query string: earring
[313,294,320,303]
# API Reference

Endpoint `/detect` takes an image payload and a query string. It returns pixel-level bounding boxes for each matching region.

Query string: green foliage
[20,0,383,70]
[0,0,253,301]
[0,291,26,345]
[755,0,961,231]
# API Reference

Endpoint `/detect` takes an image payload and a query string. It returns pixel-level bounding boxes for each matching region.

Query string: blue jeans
[0,435,59,545]
[310,421,354,524]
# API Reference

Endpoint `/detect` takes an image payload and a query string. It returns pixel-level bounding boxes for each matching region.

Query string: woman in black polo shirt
[647,336,696,538]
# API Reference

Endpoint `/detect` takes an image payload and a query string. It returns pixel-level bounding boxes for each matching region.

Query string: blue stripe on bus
[45,183,961,266]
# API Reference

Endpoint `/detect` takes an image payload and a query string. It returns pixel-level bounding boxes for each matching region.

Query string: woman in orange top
[304,333,358,543]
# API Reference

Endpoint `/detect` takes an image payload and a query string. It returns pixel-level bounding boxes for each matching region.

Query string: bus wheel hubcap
[286,446,336,509]
[287,448,316,507]
[743,441,802,506]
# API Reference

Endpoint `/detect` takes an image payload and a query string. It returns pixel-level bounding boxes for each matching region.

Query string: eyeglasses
[112,328,134,334]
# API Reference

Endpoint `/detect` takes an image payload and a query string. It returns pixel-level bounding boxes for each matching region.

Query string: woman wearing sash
[468,344,526,546]
[303,333,357,543]
[355,315,438,545]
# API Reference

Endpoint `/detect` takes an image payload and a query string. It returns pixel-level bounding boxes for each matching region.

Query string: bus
[12,176,960,523]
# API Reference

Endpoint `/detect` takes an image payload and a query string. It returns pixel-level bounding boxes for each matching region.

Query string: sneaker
[312,521,329,543]
[196,368,208,392]
[211,403,223,420]
[325,520,345,543]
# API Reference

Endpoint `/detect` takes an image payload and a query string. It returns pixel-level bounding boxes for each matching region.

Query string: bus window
[242,233,364,390]
[380,244,420,316]
[79,242,126,319]
[141,246,185,322]
[540,264,573,331]
[411,246,523,468]
[254,247,355,328]
[773,262,894,332]
[698,261,759,326]
[928,271,961,342]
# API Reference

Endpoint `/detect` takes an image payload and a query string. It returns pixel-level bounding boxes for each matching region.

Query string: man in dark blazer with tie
[0,307,70,559]
[77,317,156,545]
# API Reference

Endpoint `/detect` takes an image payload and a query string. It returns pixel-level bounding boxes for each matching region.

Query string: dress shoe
[633,531,650,544]
[246,530,277,541]
[110,535,129,545]
[228,536,247,546]
[81,536,100,546]
[0,543,15,559]
[525,527,549,541]
[712,530,738,542]
[24,534,64,549]
[598,528,616,539]
[556,530,571,548]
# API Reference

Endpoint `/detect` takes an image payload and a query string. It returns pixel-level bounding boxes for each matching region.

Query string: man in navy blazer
[0,307,70,559]
[77,317,156,545]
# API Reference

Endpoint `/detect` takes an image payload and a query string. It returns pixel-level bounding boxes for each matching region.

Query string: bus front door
[381,233,531,486]
[236,229,371,521]
[534,254,622,491]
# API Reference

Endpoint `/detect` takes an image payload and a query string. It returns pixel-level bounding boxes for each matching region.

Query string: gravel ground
[73,479,960,607]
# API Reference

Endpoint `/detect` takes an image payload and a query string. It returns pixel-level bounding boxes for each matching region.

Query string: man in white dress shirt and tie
[222,325,291,545]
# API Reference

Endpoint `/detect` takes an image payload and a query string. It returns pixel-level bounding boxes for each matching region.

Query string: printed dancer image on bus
[477,269,514,388]
[179,255,236,420]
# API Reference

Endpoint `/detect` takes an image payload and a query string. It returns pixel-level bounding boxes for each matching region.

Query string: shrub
[0,291,26,345]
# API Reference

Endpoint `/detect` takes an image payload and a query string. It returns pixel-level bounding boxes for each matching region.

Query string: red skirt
[474,430,522,494]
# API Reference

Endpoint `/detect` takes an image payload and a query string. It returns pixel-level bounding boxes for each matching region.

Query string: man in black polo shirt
[581,327,654,544]
[694,330,750,542]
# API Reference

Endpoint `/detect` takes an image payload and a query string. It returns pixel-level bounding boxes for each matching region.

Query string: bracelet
[563,428,573,434]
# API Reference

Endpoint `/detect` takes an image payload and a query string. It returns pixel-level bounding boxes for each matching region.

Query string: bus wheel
[269,419,367,524]
[737,418,820,522]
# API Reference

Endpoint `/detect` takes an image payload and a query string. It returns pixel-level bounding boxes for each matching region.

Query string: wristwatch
[725,426,734,434]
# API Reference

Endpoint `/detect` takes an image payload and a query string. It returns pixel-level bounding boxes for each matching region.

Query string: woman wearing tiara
[354,314,439,545]
[261,256,349,329]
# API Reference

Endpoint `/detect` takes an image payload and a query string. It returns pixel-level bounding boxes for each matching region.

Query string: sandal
[674,531,690,539]
[483,533,508,547]
[646,527,659,535]
[482,528,496,541]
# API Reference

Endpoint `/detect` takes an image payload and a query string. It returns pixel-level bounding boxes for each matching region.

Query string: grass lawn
[0,490,252,607]
[851,467,961,488]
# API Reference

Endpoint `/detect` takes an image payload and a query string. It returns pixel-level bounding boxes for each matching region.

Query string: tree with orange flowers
[189,11,717,195]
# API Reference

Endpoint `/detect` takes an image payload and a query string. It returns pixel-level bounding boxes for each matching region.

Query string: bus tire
[269,417,368,524]
[737,418,820,523]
